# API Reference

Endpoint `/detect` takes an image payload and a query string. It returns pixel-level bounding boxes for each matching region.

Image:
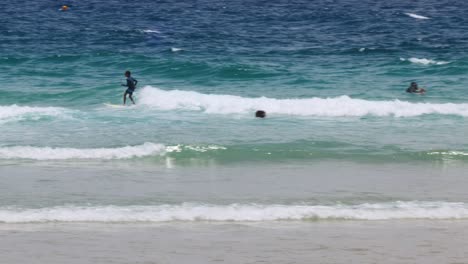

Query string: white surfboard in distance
[104,103,129,108]
[405,13,430,20]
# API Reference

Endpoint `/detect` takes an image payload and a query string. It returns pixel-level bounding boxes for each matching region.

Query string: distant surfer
[122,71,138,105]
[406,82,426,94]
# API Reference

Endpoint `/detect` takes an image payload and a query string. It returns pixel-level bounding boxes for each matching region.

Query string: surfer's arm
[134,79,138,86]
[122,79,132,87]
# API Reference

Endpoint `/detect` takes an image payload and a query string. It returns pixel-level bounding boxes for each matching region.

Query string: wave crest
[0,143,227,160]
[0,105,70,124]
[1,201,467,223]
[400,57,450,65]
[138,87,468,117]
[0,143,165,160]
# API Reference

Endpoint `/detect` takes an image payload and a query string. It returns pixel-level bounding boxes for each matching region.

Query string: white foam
[1,201,467,223]
[166,145,226,153]
[141,29,161,34]
[405,13,430,20]
[400,57,450,65]
[428,151,468,156]
[0,144,226,160]
[0,142,166,160]
[137,86,468,117]
[171,47,183,52]
[0,105,70,124]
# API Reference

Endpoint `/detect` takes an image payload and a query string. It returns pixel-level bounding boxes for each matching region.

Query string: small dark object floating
[255,110,266,118]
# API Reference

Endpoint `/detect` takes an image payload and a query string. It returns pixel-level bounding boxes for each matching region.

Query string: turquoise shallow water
[1,0,468,223]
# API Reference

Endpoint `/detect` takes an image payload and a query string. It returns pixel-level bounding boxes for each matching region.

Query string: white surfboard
[104,103,127,108]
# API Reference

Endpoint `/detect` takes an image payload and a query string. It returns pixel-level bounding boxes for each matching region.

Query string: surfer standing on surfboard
[122,71,138,105]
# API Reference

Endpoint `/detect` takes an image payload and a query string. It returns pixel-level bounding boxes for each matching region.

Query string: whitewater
[137,87,468,117]
[1,201,467,223]
[0,105,72,123]
[0,143,227,160]
[3,87,468,123]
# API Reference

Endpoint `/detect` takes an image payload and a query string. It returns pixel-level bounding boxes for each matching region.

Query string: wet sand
[1,221,467,264]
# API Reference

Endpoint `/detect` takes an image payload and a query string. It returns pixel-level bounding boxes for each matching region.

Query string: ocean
[1,0,468,262]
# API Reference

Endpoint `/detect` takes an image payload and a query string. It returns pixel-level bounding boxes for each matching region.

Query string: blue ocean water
[1,0,468,223]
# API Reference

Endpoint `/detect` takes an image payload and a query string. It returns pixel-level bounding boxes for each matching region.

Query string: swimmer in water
[406,82,426,94]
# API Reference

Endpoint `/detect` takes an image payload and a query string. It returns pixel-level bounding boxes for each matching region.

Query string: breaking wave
[427,151,468,157]
[0,143,165,160]
[1,201,467,223]
[400,57,450,65]
[138,87,468,117]
[0,143,227,160]
[0,105,71,124]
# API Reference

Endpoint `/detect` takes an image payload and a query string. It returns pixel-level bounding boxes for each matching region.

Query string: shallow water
[1,221,467,264]
[1,161,468,221]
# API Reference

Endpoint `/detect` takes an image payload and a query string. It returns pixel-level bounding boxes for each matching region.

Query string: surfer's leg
[123,92,127,105]
[129,94,135,104]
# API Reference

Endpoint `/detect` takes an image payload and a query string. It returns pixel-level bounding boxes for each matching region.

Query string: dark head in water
[406,82,426,94]
[255,110,266,118]
[125,70,131,77]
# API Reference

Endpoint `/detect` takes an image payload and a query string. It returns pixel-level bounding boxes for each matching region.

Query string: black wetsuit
[124,77,138,94]
[406,85,418,93]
